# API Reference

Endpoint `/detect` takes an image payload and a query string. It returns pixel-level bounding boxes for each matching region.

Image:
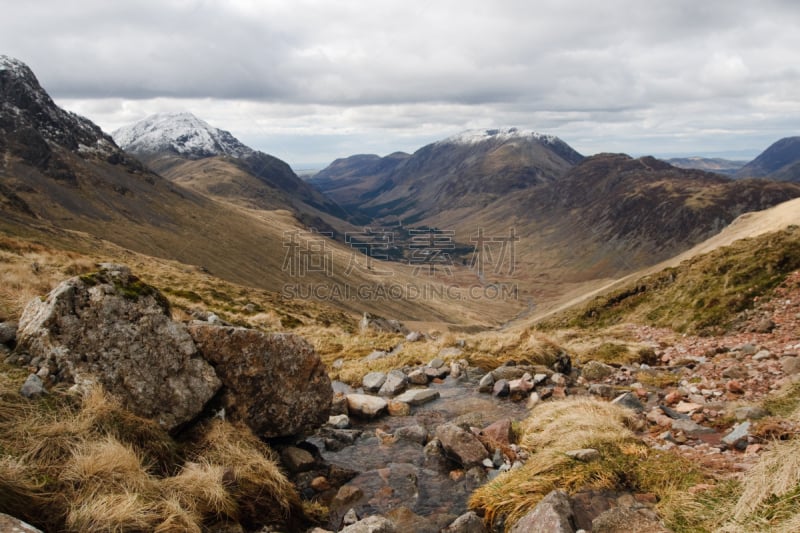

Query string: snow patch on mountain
[113,112,253,159]
[440,127,561,146]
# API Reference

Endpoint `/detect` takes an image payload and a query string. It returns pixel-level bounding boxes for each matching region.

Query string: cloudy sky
[2,0,799,168]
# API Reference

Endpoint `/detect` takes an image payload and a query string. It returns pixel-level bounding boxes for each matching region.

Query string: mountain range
[3,54,800,323]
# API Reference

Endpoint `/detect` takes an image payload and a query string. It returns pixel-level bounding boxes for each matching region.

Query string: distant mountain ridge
[666,156,746,176]
[736,136,800,182]
[312,127,583,223]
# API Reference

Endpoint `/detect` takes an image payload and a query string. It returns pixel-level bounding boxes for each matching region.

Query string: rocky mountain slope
[0,56,491,324]
[113,112,349,226]
[333,127,584,224]
[736,136,800,181]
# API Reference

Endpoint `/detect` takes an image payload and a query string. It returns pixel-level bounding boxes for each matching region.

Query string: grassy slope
[540,225,800,335]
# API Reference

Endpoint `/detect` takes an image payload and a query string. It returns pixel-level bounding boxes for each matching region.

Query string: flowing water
[311,375,530,531]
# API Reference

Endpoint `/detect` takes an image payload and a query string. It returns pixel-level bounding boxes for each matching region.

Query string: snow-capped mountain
[438,127,560,146]
[113,112,253,159]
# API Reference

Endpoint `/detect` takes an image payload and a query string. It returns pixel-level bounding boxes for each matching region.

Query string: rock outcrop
[188,323,332,438]
[16,264,220,430]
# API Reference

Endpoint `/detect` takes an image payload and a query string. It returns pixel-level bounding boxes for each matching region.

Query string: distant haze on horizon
[1,0,798,168]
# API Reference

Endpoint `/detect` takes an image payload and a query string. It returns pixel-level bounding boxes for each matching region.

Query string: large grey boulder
[188,323,331,438]
[16,264,220,431]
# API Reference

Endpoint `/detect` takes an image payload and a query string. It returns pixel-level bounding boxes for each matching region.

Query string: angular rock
[526,392,541,409]
[550,372,568,386]
[0,513,43,532]
[435,423,490,468]
[439,347,463,358]
[753,349,773,361]
[478,373,495,393]
[611,392,645,413]
[509,375,534,395]
[280,446,315,474]
[405,331,422,342]
[16,265,220,431]
[588,384,615,399]
[407,368,429,385]
[387,400,411,416]
[491,366,527,381]
[378,369,408,397]
[493,379,510,397]
[565,448,600,462]
[429,357,445,369]
[0,321,17,345]
[722,421,751,450]
[510,489,575,533]
[671,418,714,437]
[781,356,800,375]
[592,507,668,533]
[362,371,387,392]
[581,360,615,381]
[442,510,488,533]
[328,414,351,428]
[359,312,407,334]
[346,394,388,419]
[365,350,390,361]
[425,366,450,380]
[340,515,396,533]
[481,419,512,446]
[19,373,46,399]
[189,323,331,438]
[395,424,428,444]
[394,388,440,406]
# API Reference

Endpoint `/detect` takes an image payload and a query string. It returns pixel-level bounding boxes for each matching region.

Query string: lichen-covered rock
[188,323,331,438]
[16,264,220,430]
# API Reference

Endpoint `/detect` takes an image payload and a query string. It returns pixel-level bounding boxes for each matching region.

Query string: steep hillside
[308,152,410,221]
[736,136,800,181]
[0,56,506,325]
[544,154,800,262]
[540,224,800,335]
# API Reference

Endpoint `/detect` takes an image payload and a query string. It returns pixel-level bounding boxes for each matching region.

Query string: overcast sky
[2,0,799,168]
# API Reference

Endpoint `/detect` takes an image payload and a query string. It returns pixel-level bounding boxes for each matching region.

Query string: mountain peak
[0,55,118,160]
[439,127,561,146]
[113,112,253,159]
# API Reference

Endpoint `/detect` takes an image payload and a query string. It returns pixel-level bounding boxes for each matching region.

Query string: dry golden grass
[186,419,305,529]
[66,490,163,533]
[0,372,309,532]
[715,438,800,532]
[161,461,237,521]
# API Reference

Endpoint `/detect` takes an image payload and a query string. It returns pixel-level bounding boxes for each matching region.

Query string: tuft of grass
[762,380,800,418]
[469,397,709,531]
[719,438,800,532]
[160,460,237,521]
[186,420,306,530]
[66,490,163,533]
